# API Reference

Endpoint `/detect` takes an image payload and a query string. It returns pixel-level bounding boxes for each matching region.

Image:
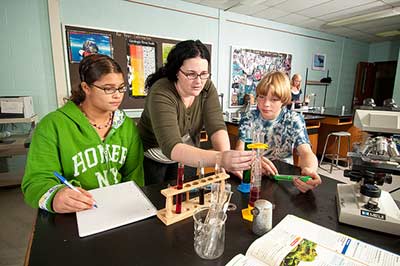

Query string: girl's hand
[52,187,95,213]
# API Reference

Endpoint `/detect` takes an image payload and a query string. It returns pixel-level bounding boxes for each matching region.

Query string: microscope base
[336,183,400,236]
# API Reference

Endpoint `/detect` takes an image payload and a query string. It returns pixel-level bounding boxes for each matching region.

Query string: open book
[76,181,157,237]
[226,215,399,266]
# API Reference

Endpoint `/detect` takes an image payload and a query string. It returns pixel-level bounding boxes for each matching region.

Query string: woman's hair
[256,71,291,105]
[145,40,210,89]
[290,73,302,87]
[70,54,123,104]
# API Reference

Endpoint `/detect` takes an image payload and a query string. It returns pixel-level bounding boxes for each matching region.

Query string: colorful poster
[127,39,156,97]
[162,43,175,64]
[67,31,112,63]
[230,47,292,107]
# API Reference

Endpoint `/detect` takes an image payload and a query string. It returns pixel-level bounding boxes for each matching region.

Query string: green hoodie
[21,101,144,212]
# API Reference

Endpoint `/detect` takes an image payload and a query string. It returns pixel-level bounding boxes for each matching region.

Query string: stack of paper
[76,181,157,237]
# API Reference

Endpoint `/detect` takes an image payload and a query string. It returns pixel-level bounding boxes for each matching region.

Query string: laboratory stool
[319,131,351,173]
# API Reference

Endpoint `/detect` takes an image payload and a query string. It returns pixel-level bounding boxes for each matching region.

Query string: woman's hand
[229,156,278,179]
[52,187,95,213]
[261,157,278,176]
[293,167,322,193]
[220,150,253,173]
[230,170,243,179]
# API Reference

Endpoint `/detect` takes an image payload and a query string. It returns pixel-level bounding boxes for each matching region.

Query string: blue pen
[53,171,98,208]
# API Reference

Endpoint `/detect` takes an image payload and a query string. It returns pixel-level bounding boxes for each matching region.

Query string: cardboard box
[0,96,34,118]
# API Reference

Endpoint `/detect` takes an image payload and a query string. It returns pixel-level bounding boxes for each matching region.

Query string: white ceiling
[181,0,400,43]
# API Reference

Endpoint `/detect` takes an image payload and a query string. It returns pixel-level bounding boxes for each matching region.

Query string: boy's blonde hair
[256,71,291,105]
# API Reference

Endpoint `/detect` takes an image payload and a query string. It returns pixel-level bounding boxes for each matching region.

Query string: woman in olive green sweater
[138,40,252,184]
[22,54,144,213]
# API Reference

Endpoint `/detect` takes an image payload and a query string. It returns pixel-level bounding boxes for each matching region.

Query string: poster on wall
[162,43,175,64]
[67,30,113,63]
[312,53,326,71]
[230,47,292,107]
[127,39,157,97]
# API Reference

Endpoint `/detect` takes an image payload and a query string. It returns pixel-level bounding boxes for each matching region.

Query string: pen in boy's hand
[53,171,98,208]
[273,175,311,183]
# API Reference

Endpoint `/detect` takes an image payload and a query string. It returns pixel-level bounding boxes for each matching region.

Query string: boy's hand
[293,167,321,193]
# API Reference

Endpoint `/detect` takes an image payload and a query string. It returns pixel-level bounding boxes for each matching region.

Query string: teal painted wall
[217,11,365,109]
[60,0,370,111]
[0,0,57,118]
[368,40,400,62]
[60,0,368,111]
[337,39,369,108]
[1,0,398,119]
[59,0,220,98]
[394,49,400,104]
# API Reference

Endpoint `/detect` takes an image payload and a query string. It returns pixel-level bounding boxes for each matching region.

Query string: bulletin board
[229,47,292,107]
[65,25,212,109]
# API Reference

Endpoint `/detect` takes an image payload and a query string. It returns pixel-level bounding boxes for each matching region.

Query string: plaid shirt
[238,107,310,164]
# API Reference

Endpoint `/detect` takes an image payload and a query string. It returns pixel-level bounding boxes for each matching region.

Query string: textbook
[76,181,157,237]
[226,215,399,266]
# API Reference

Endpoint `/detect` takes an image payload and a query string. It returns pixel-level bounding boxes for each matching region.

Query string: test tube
[175,162,184,214]
[242,138,252,184]
[248,130,265,207]
[238,122,255,193]
[215,153,222,176]
[243,123,253,184]
[198,160,205,205]
[249,154,262,207]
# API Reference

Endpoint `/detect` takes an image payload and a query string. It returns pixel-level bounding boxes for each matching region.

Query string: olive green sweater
[137,78,226,159]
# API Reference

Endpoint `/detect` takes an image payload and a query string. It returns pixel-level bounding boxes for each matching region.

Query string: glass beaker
[193,207,226,260]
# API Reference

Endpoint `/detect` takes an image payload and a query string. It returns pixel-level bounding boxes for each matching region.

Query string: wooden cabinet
[317,118,366,160]
[306,120,320,154]
[293,119,321,166]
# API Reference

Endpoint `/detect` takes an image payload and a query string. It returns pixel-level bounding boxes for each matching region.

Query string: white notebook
[76,181,157,237]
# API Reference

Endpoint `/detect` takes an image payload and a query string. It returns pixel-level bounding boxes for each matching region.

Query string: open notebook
[76,181,157,237]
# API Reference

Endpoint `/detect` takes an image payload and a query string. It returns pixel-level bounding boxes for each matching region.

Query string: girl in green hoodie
[22,54,144,213]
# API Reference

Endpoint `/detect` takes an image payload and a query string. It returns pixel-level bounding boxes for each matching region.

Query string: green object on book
[273,175,311,183]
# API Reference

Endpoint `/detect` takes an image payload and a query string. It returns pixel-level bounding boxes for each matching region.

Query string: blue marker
[53,171,98,208]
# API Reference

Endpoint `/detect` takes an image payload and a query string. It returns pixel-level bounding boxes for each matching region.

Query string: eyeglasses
[91,84,127,94]
[179,69,210,80]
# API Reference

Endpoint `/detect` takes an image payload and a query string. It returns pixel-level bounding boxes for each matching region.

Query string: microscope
[336,107,400,235]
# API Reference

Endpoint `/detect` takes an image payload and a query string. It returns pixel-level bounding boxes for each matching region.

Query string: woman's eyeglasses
[179,69,210,80]
[91,84,127,94]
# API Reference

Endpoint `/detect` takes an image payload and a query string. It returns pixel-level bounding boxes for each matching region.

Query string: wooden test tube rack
[157,173,230,225]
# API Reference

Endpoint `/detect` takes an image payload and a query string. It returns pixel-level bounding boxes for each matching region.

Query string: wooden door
[373,61,397,106]
[352,62,375,108]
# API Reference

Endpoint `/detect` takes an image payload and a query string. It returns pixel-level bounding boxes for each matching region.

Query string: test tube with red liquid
[175,162,184,214]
